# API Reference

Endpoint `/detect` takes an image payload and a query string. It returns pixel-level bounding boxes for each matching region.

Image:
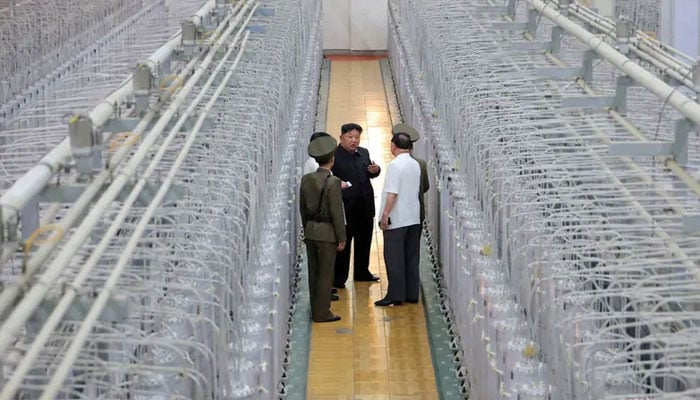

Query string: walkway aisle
[306,55,439,400]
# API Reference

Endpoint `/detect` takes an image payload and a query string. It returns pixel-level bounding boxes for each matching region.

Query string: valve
[616,18,631,54]
[68,115,95,175]
[558,0,571,14]
[133,62,153,114]
[181,19,199,47]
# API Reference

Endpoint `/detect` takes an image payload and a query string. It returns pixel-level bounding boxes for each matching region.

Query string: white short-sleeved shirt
[379,153,420,229]
[303,157,319,175]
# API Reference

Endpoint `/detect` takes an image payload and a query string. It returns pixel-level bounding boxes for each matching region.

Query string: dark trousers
[382,224,422,301]
[333,207,374,286]
[305,239,337,321]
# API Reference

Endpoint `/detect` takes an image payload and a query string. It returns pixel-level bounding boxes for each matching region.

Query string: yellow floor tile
[354,395,392,400]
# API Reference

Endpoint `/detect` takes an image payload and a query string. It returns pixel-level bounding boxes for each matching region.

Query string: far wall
[323,0,388,51]
[660,0,700,59]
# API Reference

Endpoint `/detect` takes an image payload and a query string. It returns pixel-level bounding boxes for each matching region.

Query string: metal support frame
[506,0,517,19]
[608,142,674,157]
[581,50,602,82]
[181,19,199,46]
[68,116,96,175]
[526,8,539,37]
[550,26,563,54]
[510,41,551,51]
[28,293,129,329]
[492,22,527,31]
[102,116,215,133]
[613,75,640,113]
[475,6,505,14]
[607,119,695,165]
[535,67,580,80]
[558,0,571,14]
[561,95,615,109]
[19,198,39,241]
[39,182,183,205]
[615,19,632,55]
[132,62,153,115]
[246,7,274,34]
[673,119,695,165]
[683,214,700,232]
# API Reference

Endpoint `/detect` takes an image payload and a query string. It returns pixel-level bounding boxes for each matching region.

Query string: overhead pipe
[37,30,252,400]
[535,3,700,202]
[0,27,181,229]
[565,5,695,88]
[0,0,254,355]
[520,10,700,276]
[525,0,700,127]
[0,60,182,318]
[0,0,243,318]
[0,15,254,398]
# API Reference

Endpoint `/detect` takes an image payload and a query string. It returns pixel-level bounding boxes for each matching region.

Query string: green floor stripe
[282,253,311,399]
[419,233,469,399]
[283,55,331,399]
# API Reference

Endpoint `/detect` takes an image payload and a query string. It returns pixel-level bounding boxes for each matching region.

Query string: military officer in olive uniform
[300,134,347,322]
[392,123,429,223]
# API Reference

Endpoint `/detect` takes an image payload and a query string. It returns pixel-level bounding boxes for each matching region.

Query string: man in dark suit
[392,123,429,224]
[331,123,381,288]
[300,134,347,322]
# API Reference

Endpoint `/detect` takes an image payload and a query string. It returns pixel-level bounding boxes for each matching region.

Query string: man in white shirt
[375,132,422,306]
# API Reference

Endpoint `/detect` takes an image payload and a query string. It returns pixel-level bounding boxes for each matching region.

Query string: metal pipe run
[37,31,252,400]
[0,12,224,319]
[0,16,253,398]
[526,0,700,127]
[0,0,255,355]
[0,33,181,229]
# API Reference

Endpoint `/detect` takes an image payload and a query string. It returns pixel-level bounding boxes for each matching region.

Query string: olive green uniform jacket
[300,168,346,321]
[300,169,346,243]
[414,157,429,223]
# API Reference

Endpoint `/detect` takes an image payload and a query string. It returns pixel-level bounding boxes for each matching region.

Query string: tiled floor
[306,56,439,400]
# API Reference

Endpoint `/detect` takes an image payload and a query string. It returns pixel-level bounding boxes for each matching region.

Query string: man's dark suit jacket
[332,145,381,217]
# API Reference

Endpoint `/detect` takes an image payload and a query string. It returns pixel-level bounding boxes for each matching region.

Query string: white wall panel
[323,0,350,50]
[350,0,388,51]
[323,0,387,51]
[590,0,614,17]
[660,0,700,59]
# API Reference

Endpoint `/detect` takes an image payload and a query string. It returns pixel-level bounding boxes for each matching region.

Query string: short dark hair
[309,131,330,143]
[391,132,412,150]
[341,123,363,135]
[314,153,334,165]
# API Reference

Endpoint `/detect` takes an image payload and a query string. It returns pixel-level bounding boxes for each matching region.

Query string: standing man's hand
[337,241,346,251]
[379,214,390,231]
[367,163,380,175]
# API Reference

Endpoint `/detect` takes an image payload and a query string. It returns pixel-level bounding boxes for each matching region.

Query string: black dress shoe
[406,298,419,304]
[333,283,346,289]
[331,288,338,294]
[374,298,402,307]
[355,274,380,282]
[331,294,340,301]
[315,314,341,323]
